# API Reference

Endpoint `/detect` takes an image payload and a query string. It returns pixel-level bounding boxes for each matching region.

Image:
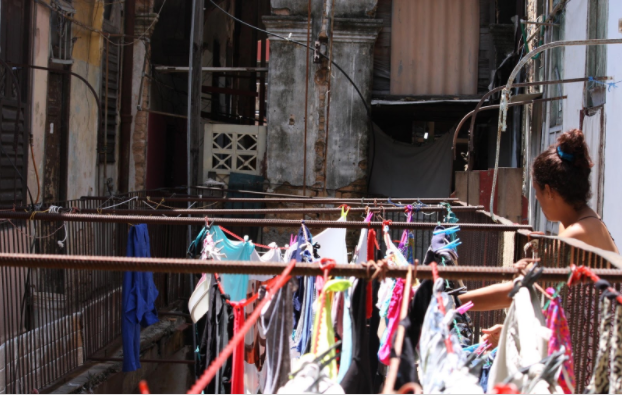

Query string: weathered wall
[67,0,105,200]
[603,1,622,246]
[263,1,381,195]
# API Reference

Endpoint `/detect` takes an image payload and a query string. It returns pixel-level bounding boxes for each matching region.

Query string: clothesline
[0,252,620,282]
[0,211,532,231]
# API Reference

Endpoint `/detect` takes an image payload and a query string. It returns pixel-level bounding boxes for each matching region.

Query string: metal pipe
[0,253,620,282]
[88,357,195,364]
[119,0,137,193]
[322,0,336,196]
[302,0,312,196]
[79,196,459,204]
[465,77,610,167]
[154,66,269,73]
[67,206,484,216]
[452,95,567,158]
[490,39,622,220]
[104,38,110,195]
[0,211,532,231]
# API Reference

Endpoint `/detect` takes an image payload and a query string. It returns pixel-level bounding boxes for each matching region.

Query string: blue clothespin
[433,225,460,236]
[439,238,462,251]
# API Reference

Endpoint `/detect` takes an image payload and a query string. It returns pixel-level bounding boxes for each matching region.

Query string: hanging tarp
[369,126,453,198]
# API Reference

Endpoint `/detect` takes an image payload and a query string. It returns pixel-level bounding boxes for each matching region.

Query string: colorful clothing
[543,287,576,394]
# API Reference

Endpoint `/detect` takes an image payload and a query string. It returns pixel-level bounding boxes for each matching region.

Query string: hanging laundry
[585,280,622,394]
[210,225,256,302]
[277,354,345,394]
[199,278,233,394]
[339,279,374,394]
[310,278,353,380]
[260,280,294,394]
[418,279,473,393]
[542,287,575,394]
[245,245,285,394]
[378,279,405,365]
[487,277,552,393]
[122,224,159,373]
[188,231,224,324]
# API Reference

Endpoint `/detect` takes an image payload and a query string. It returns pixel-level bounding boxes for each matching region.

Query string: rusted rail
[0,211,531,231]
[0,253,620,282]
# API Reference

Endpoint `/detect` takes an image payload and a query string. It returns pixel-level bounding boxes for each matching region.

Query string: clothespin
[382,220,392,233]
[204,216,211,229]
[338,204,350,219]
[433,225,460,236]
[457,301,474,315]
[404,205,413,222]
[438,238,462,251]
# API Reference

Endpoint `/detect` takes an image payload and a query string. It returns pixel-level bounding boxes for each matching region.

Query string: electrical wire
[207,0,378,188]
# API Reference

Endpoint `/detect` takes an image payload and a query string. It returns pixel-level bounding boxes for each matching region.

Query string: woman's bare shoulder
[561,218,618,252]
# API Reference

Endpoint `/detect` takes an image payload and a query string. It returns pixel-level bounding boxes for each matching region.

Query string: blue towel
[122,224,159,372]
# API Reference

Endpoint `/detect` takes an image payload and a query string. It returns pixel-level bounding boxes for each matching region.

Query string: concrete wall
[603,2,622,245]
[263,1,381,195]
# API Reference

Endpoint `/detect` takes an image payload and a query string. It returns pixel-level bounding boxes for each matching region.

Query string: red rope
[219,225,288,250]
[568,264,622,305]
[187,260,296,394]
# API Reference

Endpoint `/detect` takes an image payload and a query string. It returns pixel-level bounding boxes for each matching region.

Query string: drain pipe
[118,0,136,193]
[489,38,622,221]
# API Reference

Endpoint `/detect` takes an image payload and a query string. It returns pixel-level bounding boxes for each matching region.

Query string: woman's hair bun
[557,129,593,169]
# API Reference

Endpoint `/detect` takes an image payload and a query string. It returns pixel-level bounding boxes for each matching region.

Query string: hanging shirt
[210,226,255,302]
[378,279,405,365]
[487,277,551,393]
[542,288,575,394]
[260,281,294,394]
[339,279,374,394]
[122,224,159,373]
[245,244,284,394]
[310,279,353,380]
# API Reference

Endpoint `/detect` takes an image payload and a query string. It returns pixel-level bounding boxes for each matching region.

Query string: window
[49,1,75,64]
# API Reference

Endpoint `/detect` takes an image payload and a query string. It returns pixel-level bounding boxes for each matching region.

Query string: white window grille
[203,124,266,185]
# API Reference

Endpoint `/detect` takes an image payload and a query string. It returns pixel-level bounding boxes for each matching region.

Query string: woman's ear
[544,184,554,200]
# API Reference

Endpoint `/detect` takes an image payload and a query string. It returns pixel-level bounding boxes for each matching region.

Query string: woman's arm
[458,282,514,311]
[457,258,539,311]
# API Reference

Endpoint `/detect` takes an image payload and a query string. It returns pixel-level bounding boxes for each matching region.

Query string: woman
[459,129,619,345]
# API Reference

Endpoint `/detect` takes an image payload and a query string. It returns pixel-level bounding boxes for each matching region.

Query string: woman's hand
[481,324,503,348]
[513,258,540,272]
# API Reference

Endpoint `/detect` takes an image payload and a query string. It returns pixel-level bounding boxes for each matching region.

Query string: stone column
[263,1,381,198]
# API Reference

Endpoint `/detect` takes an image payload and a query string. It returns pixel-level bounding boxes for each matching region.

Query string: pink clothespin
[457,301,474,315]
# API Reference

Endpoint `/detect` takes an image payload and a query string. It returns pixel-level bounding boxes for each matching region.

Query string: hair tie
[557,146,575,162]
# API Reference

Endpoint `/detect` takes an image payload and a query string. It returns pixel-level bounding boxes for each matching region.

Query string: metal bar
[465,76,610,167]
[88,357,195,364]
[65,206,485,216]
[0,253,620,281]
[132,197,458,204]
[77,194,459,204]
[119,0,136,192]
[452,96,567,158]
[0,212,533,231]
[155,66,269,73]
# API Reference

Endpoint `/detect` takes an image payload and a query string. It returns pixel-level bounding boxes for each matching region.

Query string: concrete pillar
[263,1,381,197]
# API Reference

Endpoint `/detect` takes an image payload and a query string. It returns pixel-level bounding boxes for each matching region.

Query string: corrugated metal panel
[390,0,480,96]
